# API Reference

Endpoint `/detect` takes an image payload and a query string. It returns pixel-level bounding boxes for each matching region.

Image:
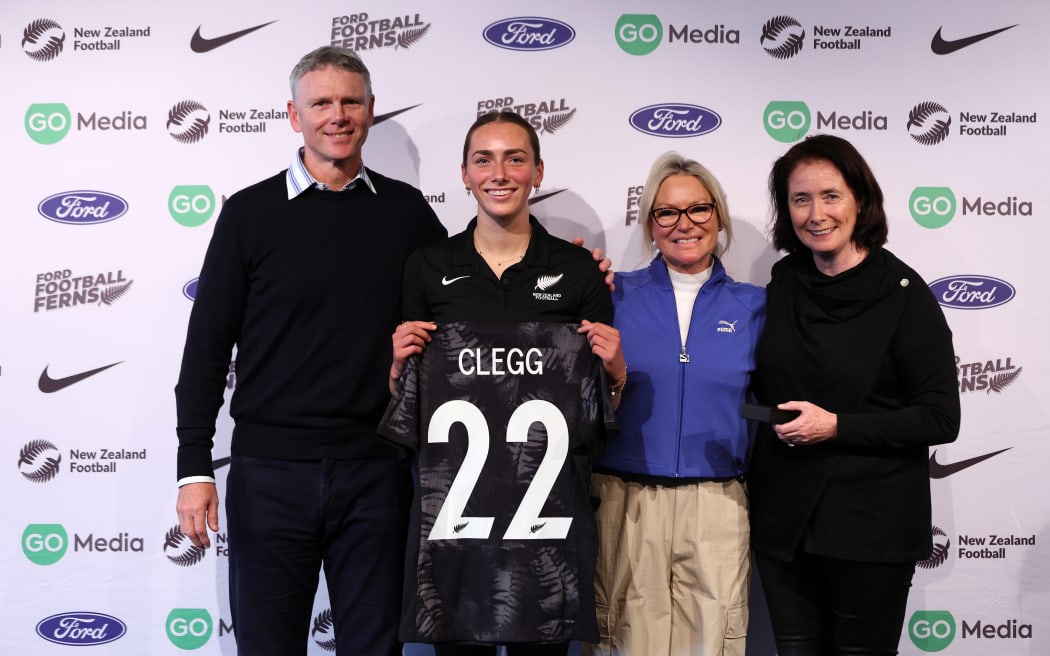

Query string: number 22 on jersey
[427,398,572,541]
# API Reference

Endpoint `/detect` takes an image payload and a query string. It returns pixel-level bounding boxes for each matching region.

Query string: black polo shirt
[401,215,613,325]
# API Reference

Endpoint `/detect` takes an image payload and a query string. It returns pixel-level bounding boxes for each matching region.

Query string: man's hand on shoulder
[572,237,615,292]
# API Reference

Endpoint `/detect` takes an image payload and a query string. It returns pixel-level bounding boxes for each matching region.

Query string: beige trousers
[584,473,750,656]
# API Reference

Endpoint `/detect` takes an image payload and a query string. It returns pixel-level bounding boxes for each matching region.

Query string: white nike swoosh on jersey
[442,275,470,286]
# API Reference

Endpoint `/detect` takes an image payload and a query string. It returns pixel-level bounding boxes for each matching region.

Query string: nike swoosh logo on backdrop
[375,104,422,125]
[442,275,470,286]
[529,189,567,205]
[39,362,122,393]
[930,25,1017,55]
[190,21,277,53]
[929,447,1012,478]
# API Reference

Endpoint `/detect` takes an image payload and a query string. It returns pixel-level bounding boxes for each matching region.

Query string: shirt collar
[285,147,377,199]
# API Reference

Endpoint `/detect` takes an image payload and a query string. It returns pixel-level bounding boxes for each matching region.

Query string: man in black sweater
[174,46,447,655]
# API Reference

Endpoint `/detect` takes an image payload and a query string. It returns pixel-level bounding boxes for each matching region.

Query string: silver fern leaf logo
[908,101,952,145]
[396,24,431,49]
[167,100,211,144]
[917,525,951,569]
[760,16,805,59]
[23,19,65,62]
[541,108,577,134]
[163,524,208,567]
[535,274,564,291]
[99,280,133,306]
[311,609,337,652]
[987,367,1022,394]
[18,439,62,483]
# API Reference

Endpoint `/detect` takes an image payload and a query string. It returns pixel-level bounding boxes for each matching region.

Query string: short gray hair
[289,46,372,100]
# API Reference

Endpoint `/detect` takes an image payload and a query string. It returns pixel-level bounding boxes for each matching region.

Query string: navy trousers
[226,454,412,656]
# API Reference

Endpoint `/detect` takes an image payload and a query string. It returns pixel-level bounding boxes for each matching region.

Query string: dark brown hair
[768,134,888,254]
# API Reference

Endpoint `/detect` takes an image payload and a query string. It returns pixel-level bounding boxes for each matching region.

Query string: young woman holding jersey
[381,110,627,656]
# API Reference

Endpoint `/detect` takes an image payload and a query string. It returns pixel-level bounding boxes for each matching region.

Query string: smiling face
[287,65,374,185]
[787,158,866,273]
[651,174,720,274]
[462,121,543,226]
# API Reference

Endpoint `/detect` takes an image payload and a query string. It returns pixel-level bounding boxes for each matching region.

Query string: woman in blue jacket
[586,152,765,656]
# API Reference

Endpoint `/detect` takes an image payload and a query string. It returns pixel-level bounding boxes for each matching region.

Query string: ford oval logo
[183,278,199,301]
[36,611,127,646]
[929,275,1016,309]
[483,17,576,51]
[629,104,722,138]
[38,190,129,225]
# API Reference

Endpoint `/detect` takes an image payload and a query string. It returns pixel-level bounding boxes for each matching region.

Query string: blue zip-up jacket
[596,256,766,479]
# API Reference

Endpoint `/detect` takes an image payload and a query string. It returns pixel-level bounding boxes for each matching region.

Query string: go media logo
[23,523,68,565]
[170,185,216,226]
[25,103,71,144]
[910,610,956,652]
[911,187,956,228]
[764,101,810,142]
[616,14,662,55]
[167,608,214,650]
[909,609,1033,651]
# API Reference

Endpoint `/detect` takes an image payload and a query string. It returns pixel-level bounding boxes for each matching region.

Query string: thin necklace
[474,231,530,266]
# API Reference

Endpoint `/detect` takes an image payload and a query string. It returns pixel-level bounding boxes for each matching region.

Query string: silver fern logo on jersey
[330,13,431,51]
[533,273,564,301]
[476,97,577,135]
[535,274,564,291]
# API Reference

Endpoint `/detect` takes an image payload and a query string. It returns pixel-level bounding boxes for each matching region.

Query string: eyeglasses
[650,202,717,228]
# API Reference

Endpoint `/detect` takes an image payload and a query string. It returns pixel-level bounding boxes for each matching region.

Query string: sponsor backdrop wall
[3,1,1047,654]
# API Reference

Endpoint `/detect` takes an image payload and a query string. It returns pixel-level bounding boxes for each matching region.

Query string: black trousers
[226,454,412,656]
[755,551,916,656]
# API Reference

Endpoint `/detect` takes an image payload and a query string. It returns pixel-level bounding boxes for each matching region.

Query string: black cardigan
[749,248,960,562]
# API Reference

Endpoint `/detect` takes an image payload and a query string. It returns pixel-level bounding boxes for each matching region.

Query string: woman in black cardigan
[749,134,960,656]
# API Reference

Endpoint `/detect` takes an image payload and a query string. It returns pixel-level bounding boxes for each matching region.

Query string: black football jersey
[379,321,618,644]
